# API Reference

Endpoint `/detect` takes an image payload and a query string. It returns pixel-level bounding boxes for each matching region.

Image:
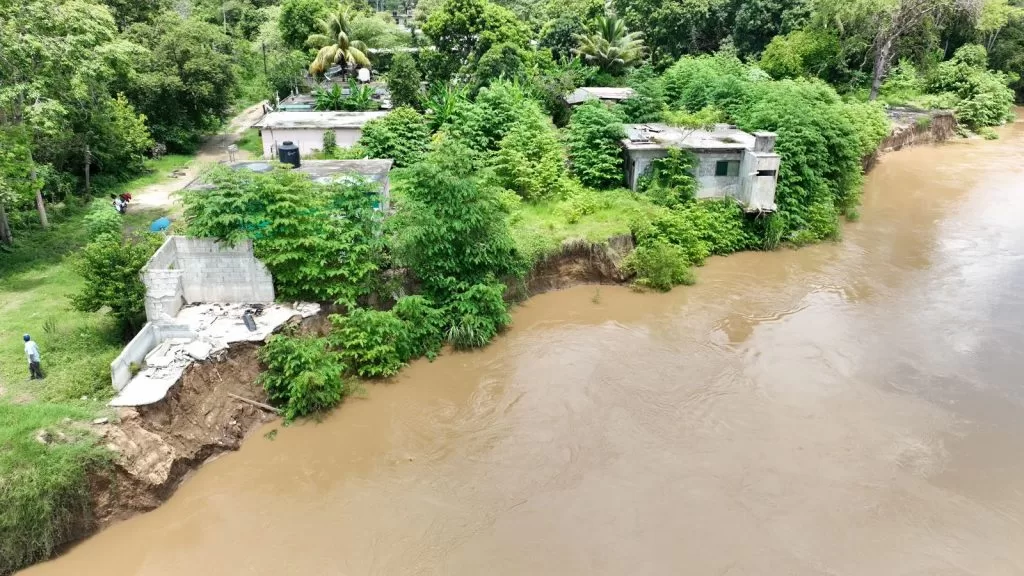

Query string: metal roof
[254,111,389,130]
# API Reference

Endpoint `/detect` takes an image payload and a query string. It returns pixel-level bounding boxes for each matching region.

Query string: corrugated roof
[255,111,389,129]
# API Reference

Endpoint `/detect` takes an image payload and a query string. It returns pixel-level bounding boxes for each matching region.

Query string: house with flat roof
[188,159,395,211]
[254,111,389,158]
[622,123,781,212]
[564,87,636,106]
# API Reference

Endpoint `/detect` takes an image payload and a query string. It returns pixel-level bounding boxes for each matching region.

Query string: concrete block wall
[110,322,196,391]
[694,151,744,199]
[172,237,275,304]
[111,324,158,391]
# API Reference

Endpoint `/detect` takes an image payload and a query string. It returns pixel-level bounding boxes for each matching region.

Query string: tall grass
[0,402,111,575]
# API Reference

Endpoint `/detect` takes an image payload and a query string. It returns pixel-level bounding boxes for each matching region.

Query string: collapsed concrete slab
[109,236,319,407]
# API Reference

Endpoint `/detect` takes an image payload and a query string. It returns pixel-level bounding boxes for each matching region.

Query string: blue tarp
[150,217,171,232]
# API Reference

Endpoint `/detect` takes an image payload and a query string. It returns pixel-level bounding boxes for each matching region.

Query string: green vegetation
[4,0,1023,571]
[235,129,265,158]
[258,333,350,422]
[182,165,384,308]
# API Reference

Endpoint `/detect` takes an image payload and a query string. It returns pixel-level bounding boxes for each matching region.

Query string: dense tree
[280,0,329,49]
[121,13,237,152]
[422,0,529,80]
[387,52,424,108]
[71,232,163,336]
[614,0,733,65]
[474,42,530,87]
[359,106,431,166]
[100,0,172,31]
[732,0,810,57]
[566,101,626,188]
[306,8,371,76]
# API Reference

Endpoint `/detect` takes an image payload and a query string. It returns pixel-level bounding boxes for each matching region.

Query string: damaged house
[622,123,781,212]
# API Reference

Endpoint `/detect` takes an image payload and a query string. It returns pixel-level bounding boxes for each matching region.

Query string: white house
[622,123,781,213]
[254,111,389,158]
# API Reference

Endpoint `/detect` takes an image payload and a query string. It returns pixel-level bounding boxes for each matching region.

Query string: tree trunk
[868,34,895,101]
[0,203,12,246]
[31,164,48,229]
[84,144,91,195]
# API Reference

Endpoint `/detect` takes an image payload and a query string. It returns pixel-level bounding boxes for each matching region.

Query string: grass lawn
[510,188,657,263]
[0,155,191,574]
[235,128,264,158]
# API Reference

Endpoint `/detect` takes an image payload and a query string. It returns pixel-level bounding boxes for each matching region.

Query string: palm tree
[306,9,371,77]
[574,14,644,75]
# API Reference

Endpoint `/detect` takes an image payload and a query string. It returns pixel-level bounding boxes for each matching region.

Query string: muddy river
[23,117,1024,575]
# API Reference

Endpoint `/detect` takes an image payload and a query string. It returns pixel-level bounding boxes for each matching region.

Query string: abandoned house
[564,87,636,107]
[622,123,781,212]
[253,110,389,158]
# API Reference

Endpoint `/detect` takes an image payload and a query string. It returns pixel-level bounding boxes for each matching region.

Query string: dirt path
[129,101,268,213]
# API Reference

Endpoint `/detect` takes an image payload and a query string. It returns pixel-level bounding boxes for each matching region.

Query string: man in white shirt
[24,334,43,380]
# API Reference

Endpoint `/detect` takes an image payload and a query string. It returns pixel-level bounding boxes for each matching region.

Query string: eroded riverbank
[21,115,1024,575]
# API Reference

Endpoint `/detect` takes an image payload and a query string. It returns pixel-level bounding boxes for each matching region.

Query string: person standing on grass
[24,334,43,380]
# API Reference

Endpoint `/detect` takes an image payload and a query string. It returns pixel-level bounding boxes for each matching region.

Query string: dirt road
[129,102,267,212]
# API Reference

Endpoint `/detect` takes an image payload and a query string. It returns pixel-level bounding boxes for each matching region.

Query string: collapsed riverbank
[16,108,961,574]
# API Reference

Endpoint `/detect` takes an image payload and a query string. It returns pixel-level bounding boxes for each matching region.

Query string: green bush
[446,281,512,349]
[638,149,699,208]
[182,166,384,307]
[927,44,1015,130]
[258,334,349,422]
[70,232,163,337]
[387,52,423,109]
[359,106,431,167]
[391,296,446,361]
[83,203,123,240]
[330,309,407,379]
[633,200,755,266]
[556,184,612,224]
[390,139,526,301]
[491,114,567,201]
[616,66,666,123]
[566,101,626,189]
[623,240,695,292]
[442,81,539,155]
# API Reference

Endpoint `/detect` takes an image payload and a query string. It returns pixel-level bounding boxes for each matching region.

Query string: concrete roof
[565,87,636,105]
[622,123,758,151]
[255,110,389,129]
[230,159,393,184]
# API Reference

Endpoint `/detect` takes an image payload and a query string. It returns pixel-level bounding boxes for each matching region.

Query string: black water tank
[278,141,300,168]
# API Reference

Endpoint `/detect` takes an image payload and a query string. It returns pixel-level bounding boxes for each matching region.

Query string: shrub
[258,334,349,422]
[392,295,446,361]
[491,115,567,201]
[83,204,123,240]
[445,281,512,349]
[556,185,611,224]
[70,232,163,337]
[566,101,626,189]
[623,240,695,292]
[638,149,698,208]
[390,139,526,301]
[928,44,1015,130]
[330,309,407,379]
[387,52,423,109]
[359,106,431,167]
[182,166,384,307]
[322,130,337,155]
[442,81,538,154]
[616,66,666,123]
[633,200,755,266]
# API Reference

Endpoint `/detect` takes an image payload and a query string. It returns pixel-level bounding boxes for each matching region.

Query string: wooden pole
[227,392,281,414]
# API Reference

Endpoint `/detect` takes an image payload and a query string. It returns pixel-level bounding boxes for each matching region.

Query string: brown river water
[23,117,1024,575]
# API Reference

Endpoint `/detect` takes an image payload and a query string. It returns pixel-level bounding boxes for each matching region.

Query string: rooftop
[623,123,768,151]
[230,159,394,184]
[565,86,636,105]
[255,110,389,129]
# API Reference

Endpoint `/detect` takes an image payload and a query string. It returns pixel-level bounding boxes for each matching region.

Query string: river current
[22,116,1024,575]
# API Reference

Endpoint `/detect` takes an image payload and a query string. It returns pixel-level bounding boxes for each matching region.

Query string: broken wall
[142,236,275,323]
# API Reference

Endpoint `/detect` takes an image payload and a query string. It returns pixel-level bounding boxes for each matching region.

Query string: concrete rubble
[110,302,319,408]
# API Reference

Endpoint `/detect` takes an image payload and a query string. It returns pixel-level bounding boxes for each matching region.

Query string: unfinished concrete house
[254,110,389,158]
[109,236,318,407]
[564,87,635,107]
[622,124,781,212]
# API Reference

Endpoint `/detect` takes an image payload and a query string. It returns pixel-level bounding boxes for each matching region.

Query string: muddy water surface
[23,118,1024,575]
